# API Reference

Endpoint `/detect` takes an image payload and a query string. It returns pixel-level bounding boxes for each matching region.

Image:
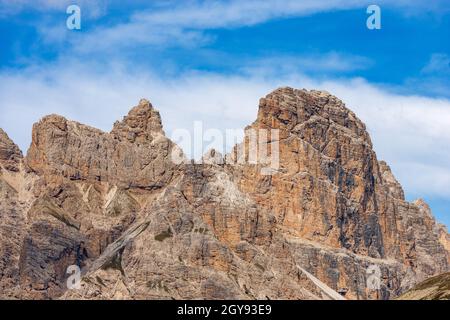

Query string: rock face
[0,87,449,300]
[0,128,23,172]
[396,272,450,300]
[26,99,177,189]
[226,88,449,298]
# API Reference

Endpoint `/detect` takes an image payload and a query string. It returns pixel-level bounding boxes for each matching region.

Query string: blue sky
[0,0,449,228]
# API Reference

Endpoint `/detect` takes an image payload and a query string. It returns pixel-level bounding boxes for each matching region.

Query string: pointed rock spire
[0,128,23,172]
[111,98,164,143]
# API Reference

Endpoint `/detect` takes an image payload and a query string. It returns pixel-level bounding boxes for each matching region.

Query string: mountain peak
[254,86,372,150]
[111,98,164,143]
[257,87,361,127]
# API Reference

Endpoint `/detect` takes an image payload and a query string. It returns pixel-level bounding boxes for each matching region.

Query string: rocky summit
[0,87,448,300]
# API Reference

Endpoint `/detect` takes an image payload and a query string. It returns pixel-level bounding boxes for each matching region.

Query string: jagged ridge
[0,87,448,300]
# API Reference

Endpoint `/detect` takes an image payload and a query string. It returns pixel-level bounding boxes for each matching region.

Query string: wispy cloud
[399,53,450,99]
[109,0,450,30]
[69,0,346,51]
[239,52,373,76]
[422,53,450,75]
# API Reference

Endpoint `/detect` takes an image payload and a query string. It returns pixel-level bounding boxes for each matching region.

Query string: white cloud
[240,52,373,76]
[1,60,450,200]
[397,162,450,199]
[130,0,364,29]
[116,0,450,30]
[73,0,346,52]
[422,53,450,75]
[26,0,445,52]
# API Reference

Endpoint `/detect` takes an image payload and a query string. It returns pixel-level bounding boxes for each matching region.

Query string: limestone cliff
[0,87,448,300]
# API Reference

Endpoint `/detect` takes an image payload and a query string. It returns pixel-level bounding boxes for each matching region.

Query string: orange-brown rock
[0,87,448,300]
[0,130,30,298]
[0,128,23,172]
[26,99,178,189]
[227,87,449,298]
[438,225,450,265]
